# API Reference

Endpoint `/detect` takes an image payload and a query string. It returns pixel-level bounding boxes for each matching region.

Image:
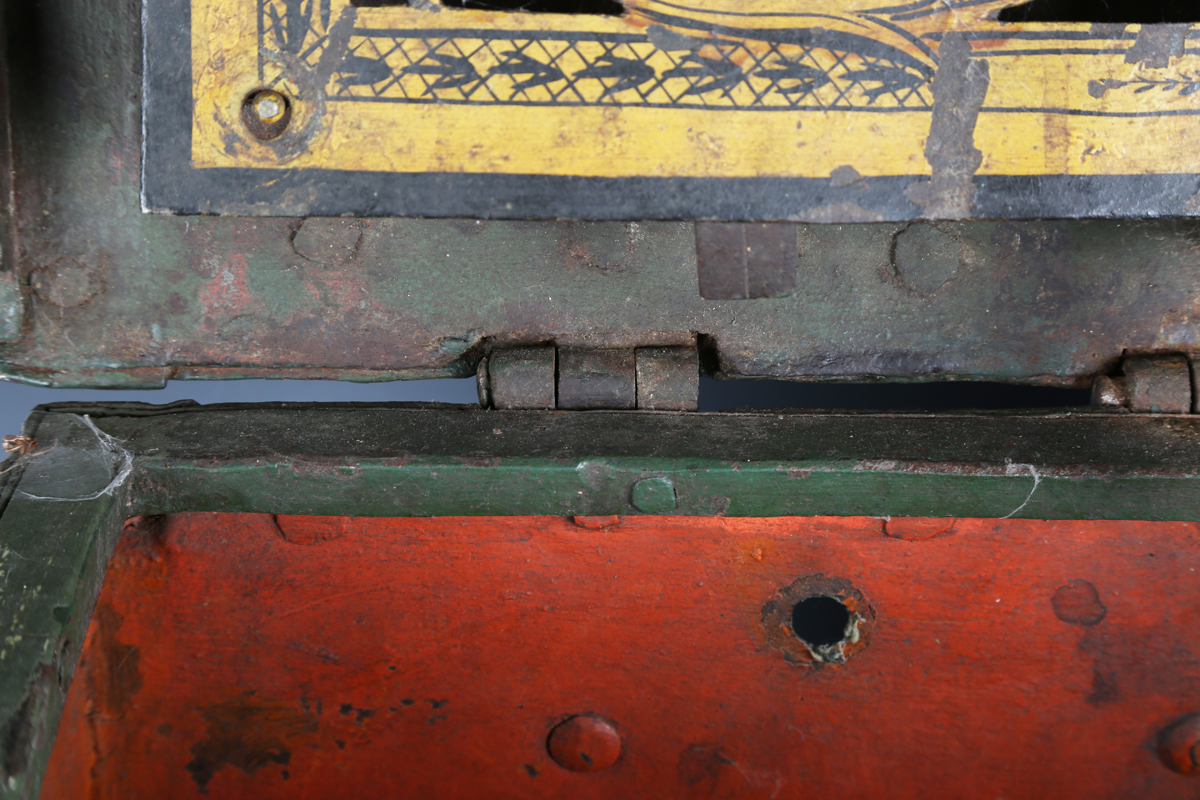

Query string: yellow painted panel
[191,0,1200,179]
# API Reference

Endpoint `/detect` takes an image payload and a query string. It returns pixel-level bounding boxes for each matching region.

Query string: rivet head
[547,715,622,773]
[631,477,676,514]
[1159,714,1200,774]
[242,89,292,140]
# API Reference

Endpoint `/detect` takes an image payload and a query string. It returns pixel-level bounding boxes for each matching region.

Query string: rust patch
[93,603,142,716]
[1052,579,1107,626]
[906,33,989,218]
[761,574,876,666]
[186,694,319,792]
[1125,24,1188,69]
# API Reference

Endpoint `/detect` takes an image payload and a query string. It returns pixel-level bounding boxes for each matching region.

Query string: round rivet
[547,715,622,773]
[242,89,292,140]
[631,477,676,514]
[1159,714,1200,774]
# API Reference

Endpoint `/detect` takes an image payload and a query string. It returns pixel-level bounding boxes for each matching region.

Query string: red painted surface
[42,514,1200,798]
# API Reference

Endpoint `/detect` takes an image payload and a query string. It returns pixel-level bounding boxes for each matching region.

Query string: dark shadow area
[1,377,1097,441]
[997,0,1198,23]
[699,378,1091,412]
[791,596,850,648]
[0,379,480,440]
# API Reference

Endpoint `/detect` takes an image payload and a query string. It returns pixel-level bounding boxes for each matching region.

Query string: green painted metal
[0,477,123,800]
[136,458,1200,521]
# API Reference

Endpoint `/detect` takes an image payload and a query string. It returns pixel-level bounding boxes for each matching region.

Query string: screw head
[1159,714,1200,774]
[253,92,285,123]
[242,89,292,140]
[547,715,622,773]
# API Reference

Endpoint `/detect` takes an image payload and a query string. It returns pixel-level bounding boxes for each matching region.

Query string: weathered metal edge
[0,494,123,800]
[43,402,1200,467]
[132,458,1200,521]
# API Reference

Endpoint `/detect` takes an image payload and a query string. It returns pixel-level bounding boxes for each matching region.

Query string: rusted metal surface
[1093,354,1195,413]
[484,347,556,410]
[635,347,698,412]
[7,208,1200,388]
[695,223,797,300]
[1124,355,1193,414]
[557,348,636,411]
[39,512,1200,799]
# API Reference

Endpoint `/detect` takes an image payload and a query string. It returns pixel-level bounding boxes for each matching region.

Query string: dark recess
[699,379,1092,413]
[791,596,851,649]
[997,0,1197,23]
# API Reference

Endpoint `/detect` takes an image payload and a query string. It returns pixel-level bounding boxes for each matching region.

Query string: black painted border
[143,0,1200,220]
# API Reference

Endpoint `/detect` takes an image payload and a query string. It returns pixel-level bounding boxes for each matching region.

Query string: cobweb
[15,415,134,502]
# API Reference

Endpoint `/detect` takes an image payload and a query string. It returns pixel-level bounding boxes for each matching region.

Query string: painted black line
[977,47,1127,55]
[350,27,655,42]
[326,95,933,110]
[923,30,1135,41]
[981,105,1200,117]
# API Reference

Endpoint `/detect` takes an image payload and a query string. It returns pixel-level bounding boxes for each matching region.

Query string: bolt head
[1159,714,1200,774]
[547,715,622,773]
[631,477,676,514]
[254,92,285,123]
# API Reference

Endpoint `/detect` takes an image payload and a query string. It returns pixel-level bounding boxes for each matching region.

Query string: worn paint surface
[25,402,1200,521]
[7,0,1200,385]
[7,210,1200,388]
[146,0,1200,218]
[0,402,1197,798]
[41,512,1200,798]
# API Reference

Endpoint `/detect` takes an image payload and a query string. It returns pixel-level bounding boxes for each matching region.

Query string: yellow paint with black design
[191,0,1200,180]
